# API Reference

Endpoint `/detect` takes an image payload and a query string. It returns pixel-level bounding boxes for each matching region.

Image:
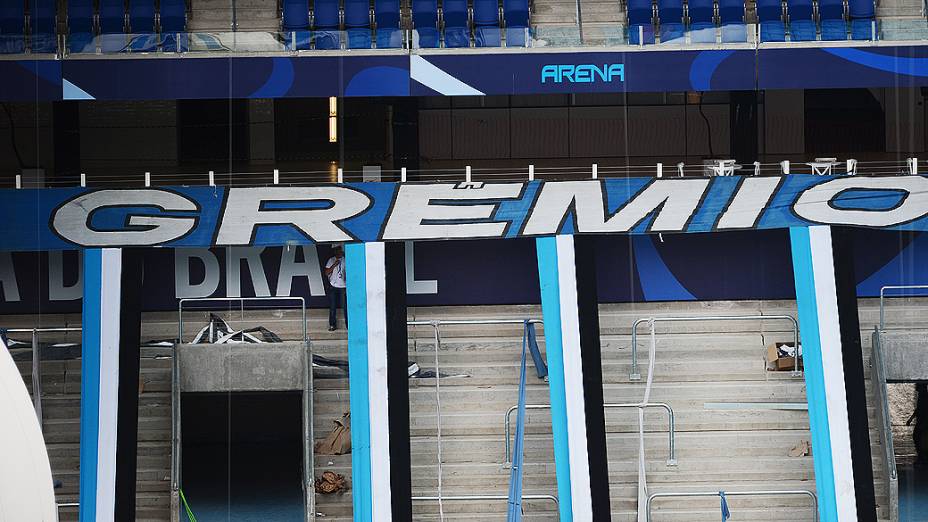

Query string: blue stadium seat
[657,0,683,42]
[473,0,500,46]
[29,0,57,53]
[786,0,815,40]
[412,0,440,47]
[67,0,95,52]
[344,0,372,48]
[99,0,127,52]
[282,0,310,29]
[313,0,341,49]
[374,0,403,47]
[819,0,846,40]
[128,0,157,51]
[756,0,785,41]
[443,0,470,47]
[503,0,529,46]
[687,0,714,41]
[159,0,188,51]
[0,1,26,53]
[848,0,874,39]
[627,0,655,44]
[718,0,744,23]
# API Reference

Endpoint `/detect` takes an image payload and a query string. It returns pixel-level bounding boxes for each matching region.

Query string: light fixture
[328,96,337,143]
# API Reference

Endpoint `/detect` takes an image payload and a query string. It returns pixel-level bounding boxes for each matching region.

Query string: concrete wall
[177,342,307,392]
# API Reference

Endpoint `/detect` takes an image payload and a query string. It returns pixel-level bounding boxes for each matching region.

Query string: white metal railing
[871,328,900,522]
[56,502,79,518]
[879,284,928,330]
[407,318,542,520]
[503,402,676,467]
[629,314,800,380]
[173,296,312,521]
[412,493,558,509]
[646,490,818,521]
[5,327,82,434]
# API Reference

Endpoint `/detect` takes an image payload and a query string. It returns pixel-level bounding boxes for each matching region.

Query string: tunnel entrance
[180,391,304,521]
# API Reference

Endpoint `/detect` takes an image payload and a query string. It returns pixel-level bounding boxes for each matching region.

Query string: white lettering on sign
[522,179,710,235]
[215,187,371,245]
[793,176,928,227]
[52,189,199,247]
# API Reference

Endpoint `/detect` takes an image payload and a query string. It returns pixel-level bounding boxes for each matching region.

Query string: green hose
[179,489,197,522]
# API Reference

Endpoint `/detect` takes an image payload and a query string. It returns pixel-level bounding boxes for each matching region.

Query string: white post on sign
[401,167,407,183]
[592,163,598,179]
[780,160,790,175]
[15,174,21,189]
[528,164,535,181]
[909,158,919,176]
[337,168,343,183]
[80,173,86,187]
[273,169,279,185]
[209,170,215,186]
[656,163,663,178]
[465,165,472,183]
[144,172,151,187]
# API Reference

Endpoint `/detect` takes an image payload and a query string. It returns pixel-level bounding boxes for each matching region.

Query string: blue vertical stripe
[79,249,102,522]
[788,227,838,522]
[346,243,373,522]
[534,237,573,521]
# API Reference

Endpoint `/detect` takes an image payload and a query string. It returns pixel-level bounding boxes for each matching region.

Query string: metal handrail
[408,319,543,327]
[646,490,818,521]
[57,502,79,518]
[177,296,307,343]
[412,494,558,508]
[504,402,676,467]
[5,327,82,434]
[879,284,928,330]
[630,314,800,380]
[870,328,899,522]
[173,296,309,520]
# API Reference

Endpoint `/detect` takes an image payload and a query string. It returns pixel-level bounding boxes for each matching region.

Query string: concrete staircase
[188,0,281,32]
[7,297,903,521]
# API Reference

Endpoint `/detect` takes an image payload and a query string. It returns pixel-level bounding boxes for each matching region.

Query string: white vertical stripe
[96,248,121,522]
[808,226,858,521]
[365,243,393,521]
[555,235,593,521]
[716,177,782,229]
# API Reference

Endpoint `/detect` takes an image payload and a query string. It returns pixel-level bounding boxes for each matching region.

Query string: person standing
[325,245,347,331]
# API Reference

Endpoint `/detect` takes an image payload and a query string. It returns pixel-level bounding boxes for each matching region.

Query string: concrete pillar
[535,235,610,521]
[789,227,876,522]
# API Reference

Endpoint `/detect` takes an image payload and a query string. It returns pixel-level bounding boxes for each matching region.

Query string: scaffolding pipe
[646,490,818,521]
[630,315,800,380]
[504,402,676,467]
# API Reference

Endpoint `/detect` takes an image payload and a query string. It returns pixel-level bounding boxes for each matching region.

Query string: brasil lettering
[3,175,928,250]
[541,64,625,84]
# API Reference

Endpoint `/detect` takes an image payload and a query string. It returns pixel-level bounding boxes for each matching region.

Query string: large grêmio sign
[3,175,928,251]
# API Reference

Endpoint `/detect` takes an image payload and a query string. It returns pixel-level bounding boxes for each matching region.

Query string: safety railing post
[31,329,42,430]
[646,490,818,522]
[629,315,801,381]
[504,402,676,467]
[879,284,928,331]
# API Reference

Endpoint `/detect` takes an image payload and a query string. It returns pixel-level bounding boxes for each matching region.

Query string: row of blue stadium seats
[628,0,875,43]
[0,0,187,54]
[281,0,530,48]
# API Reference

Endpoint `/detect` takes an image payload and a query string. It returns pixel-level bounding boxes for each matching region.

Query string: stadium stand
[627,0,655,44]
[850,0,876,39]
[0,0,26,53]
[160,0,188,51]
[443,0,471,48]
[412,0,441,47]
[504,0,531,46]
[787,0,817,41]
[281,0,312,49]
[688,0,716,43]
[819,0,848,40]
[345,0,373,49]
[658,0,685,43]
[757,0,787,41]
[67,0,95,52]
[98,0,128,52]
[718,0,747,41]
[312,0,342,50]
[473,0,502,46]
[29,0,57,53]
[374,0,403,47]
[128,0,159,51]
